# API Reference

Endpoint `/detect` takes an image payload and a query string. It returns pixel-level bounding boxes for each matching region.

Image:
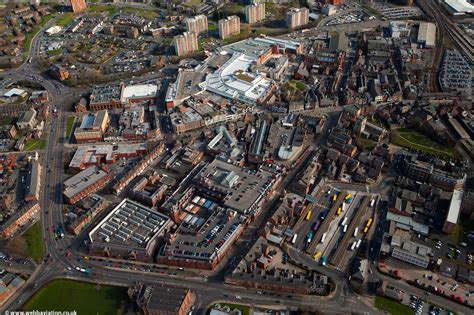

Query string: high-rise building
[185,14,208,35]
[174,32,199,57]
[218,15,240,40]
[286,7,309,29]
[70,0,87,13]
[245,3,266,24]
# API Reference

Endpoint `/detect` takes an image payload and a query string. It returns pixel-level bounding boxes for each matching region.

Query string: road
[1,9,472,315]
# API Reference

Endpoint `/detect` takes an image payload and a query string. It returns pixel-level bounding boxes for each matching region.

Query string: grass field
[374,296,414,315]
[122,7,158,19]
[185,0,202,8]
[212,303,250,315]
[22,280,128,314]
[88,5,158,19]
[56,13,74,27]
[47,49,62,56]
[66,116,76,138]
[24,139,47,151]
[88,5,118,17]
[390,128,454,158]
[22,222,44,264]
[24,14,54,56]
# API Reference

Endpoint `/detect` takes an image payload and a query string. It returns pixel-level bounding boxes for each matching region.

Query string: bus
[320,233,327,243]
[370,199,375,207]
[345,194,352,200]
[353,227,358,237]
[333,194,338,202]
[356,239,362,248]
[341,217,348,226]
[364,226,369,233]
[337,207,342,216]
[305,211,312,221]
[350,242,356,251]
[321,256,327,266]
[307,232,314,243]
[343,224,348,233]
[313,251,322,260]
[291,234,298,244]
[366,218,373,228]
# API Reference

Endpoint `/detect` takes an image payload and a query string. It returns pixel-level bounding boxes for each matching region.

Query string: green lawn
[24,139,47,151]
[56,13,74,27]
[390,128,454,158]
[47,49,62,56]
[122,7,158,19]
[22,280,128,314]
[208,24,218,31]
[185,0,202,8]
[66,116,76,138]
[374,296,414,315]
[24,27,41,55]
[23,221,44,264]
[212,303,250,315]
[24,14,54,56]
[88,5,118,17]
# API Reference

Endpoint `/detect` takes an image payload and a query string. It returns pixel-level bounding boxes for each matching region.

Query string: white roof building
[205,52,273,105]
[120,84,158,103]
[3,88,26,98]
[417,22,436,48]
[446,189,463,225]
[45,26,63,36]
[444,0,474,15]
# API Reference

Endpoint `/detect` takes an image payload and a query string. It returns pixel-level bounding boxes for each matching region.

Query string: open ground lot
[22,280,128,314]
[375,296,414,315]
[24,139,47,151]
[6,221,44,264]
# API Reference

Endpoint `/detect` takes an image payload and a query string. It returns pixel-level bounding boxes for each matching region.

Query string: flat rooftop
[88,198,170,249]
[90,85,122,104]
[145,286,190,312]
[161,204,243,262]
[194,158,276,214]
[63,166,109,199]
[219,36,301,60]
[121,84,158,102]
[69,143,147,169]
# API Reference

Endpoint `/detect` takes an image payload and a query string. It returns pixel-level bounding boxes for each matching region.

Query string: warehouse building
[417,22,436,48]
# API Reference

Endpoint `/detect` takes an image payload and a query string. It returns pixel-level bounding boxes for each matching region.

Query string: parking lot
[408,295,453,315]
[421,233,473,267]
[379,258,474,305]
[325,11,369,27]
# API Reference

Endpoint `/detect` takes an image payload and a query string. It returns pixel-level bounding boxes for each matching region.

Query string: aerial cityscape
[0,0,473,315]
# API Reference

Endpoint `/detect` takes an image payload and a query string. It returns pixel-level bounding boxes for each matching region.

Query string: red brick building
[0,202,40,237]
[50,65,70,81]
[70,0,87,13]
[63,166,111,204]
[132,285,194,315]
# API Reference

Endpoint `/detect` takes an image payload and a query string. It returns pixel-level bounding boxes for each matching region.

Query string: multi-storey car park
[88,198,172,262]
